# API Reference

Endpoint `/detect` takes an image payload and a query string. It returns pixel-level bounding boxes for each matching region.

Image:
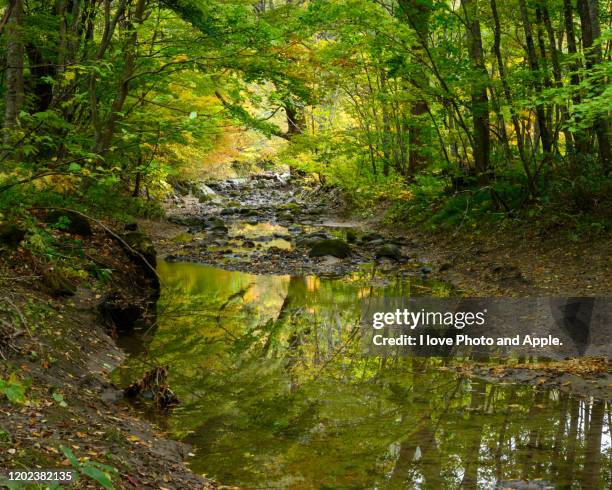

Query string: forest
[0,0,609,229]
[0,0,610,488]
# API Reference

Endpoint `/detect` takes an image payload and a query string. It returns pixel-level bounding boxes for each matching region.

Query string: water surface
[116,261,611,489]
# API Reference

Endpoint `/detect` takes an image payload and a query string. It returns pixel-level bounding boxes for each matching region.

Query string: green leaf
[60,445,80,467]
[81,466,114,489]
[68,163,82,173]
[53,392,68,407]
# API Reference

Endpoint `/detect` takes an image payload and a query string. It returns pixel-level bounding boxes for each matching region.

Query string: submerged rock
[309,239,351,258]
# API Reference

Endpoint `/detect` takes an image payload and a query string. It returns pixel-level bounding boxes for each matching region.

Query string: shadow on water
[114,261,611,489]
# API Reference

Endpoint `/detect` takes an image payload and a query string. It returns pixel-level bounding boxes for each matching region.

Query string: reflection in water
[115,261,611,489]
[229,222,293,250]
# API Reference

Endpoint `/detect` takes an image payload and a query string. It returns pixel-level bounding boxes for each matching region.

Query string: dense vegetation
[0,0,610,231]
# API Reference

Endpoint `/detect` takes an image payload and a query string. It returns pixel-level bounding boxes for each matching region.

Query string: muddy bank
[0,216,214,489]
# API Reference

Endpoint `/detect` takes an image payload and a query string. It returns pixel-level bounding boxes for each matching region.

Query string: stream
[115,176,611,489]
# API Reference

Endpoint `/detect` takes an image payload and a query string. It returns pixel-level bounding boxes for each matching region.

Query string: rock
[192,183,217,202]
[346,229,357,243]
[205,218,228,234]
[242,240,256,248]
[44,210,92,236]
[278,202,300,212]
[309,239,351,258]
[277,211,294,222]
[0,223,25,248]
[375,244,403,261]
[420,266,432,274]
[124,221,138,231]
[123,231,157,269]
[439,262,452,272]
[297,231,332,247]
[41,267,76,297]
[360,232,384,243]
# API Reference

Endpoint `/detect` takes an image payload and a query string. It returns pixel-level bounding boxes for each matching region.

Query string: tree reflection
[115,262,611,489]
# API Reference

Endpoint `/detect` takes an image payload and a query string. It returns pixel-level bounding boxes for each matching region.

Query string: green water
[116,261,611,489]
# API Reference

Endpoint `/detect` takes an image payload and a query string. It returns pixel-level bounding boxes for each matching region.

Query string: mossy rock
[375,244,403,261]
[41,267,76,297]
[278,202,300,212]
[0,223,26,248]
[360,232,384,243]
[309,239,351,258]
[123,231,157,268]
[206,217,228,234]
[345,229,357,243]
[44,210,92,236]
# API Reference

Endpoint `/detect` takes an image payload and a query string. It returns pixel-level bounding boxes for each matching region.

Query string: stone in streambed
[360,232,384,243]
[206,218,228,234]
[296,231,331,247]
[375,244,403,262]
[309,239,351,258]
[346,229,357,243]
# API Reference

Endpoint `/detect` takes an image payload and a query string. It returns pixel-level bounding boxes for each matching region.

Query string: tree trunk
[94,0,146,154]
[462,0,490,180]
[3,0,24,146]
[398,0,432,178]
[577,0,611,171]
[518,0,552,162]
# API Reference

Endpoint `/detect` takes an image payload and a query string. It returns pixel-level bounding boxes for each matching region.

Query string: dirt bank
[0,217,214,489]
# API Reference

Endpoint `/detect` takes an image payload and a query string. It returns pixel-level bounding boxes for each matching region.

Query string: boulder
[298,231,330,242]
[205,218,228,234]
[277,211,294,222]
[309,239,351,258]
[192,183,217,202]
[44,210,92,236]
[360,232,384,243]
[0,223,25,248]
[375,244,403,262]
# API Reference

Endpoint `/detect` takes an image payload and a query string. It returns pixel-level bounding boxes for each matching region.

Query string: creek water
[115,260,611,489]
